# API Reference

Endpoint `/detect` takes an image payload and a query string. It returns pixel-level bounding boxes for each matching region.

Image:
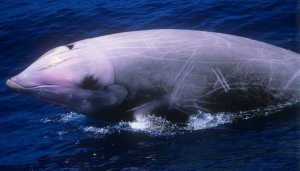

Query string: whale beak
[6,78,38,97]
[6,77,58,94]
[6,78,25,92]
[7,76,36,95]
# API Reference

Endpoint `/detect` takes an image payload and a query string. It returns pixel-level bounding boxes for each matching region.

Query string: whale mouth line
[6,79,58,89]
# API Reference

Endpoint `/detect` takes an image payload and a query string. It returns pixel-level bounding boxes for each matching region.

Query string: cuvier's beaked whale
[6,29,300,122]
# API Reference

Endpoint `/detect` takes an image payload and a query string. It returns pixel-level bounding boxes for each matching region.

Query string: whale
[6,29,300,122]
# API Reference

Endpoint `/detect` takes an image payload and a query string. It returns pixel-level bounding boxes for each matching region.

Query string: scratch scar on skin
[38,57,74,71]
[212,68,230,92]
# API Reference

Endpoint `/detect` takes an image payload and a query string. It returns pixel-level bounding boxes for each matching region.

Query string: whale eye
[80,76,99,90]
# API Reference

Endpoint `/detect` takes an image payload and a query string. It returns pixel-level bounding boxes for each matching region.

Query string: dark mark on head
[81,75,99,90]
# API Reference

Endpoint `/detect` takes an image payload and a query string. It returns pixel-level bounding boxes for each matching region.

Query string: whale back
[95,30,300,113]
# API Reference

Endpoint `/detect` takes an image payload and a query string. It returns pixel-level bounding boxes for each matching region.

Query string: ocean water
[0,0,299,170]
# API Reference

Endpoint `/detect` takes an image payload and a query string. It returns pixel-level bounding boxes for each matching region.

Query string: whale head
[6,42,127,117]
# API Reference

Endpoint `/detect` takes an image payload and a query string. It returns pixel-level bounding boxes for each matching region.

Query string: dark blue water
[1,1,299,170]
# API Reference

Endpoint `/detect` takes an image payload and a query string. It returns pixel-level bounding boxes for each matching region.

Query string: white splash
[129,114,151,130]
[128,114,175,132]
[185,111,233,130]
[40,118,52,123]
[126,111,234,132]
[57,131,68,136]
[83,126,110,135]
[40,112,85,124]
[58,112,85,123]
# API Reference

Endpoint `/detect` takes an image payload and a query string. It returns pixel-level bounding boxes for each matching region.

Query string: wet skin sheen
[6,29,300,122]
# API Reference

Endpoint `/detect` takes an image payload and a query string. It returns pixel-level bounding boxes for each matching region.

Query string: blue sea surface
[0,1,299,170]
